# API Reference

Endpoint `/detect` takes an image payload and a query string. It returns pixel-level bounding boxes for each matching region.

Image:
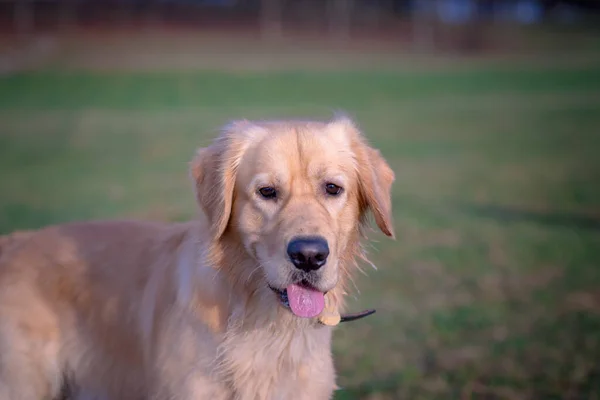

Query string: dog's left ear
[190,121,258,241]
[329,116,395,238]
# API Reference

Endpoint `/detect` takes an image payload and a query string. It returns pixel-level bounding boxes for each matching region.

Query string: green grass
[1,61,600,399]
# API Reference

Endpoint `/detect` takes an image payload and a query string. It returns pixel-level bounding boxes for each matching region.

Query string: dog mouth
[269,281,325,318]
[270,286,290,308]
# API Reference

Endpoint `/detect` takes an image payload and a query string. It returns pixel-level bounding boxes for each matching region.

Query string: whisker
[245,264,262,284]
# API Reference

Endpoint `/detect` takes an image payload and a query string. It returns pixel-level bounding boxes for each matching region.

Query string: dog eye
[258,187,277,199]
[325,183,343,196]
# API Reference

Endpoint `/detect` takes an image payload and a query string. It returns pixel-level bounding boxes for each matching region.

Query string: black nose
[287,236,329,272]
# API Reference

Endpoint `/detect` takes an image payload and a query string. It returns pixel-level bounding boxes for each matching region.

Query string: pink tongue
[286,284,325,318]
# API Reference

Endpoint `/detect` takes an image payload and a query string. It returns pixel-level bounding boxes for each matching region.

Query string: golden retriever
[0,115,394,400]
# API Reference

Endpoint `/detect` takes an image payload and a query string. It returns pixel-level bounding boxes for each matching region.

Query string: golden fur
[0,115,394,400]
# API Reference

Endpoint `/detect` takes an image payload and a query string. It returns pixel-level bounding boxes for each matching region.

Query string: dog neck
[162,226,337,399]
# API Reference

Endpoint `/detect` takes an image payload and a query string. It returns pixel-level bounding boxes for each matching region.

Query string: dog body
[0,116,394,400]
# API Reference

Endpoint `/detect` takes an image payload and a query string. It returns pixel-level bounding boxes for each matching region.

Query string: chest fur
[217,324,336,400]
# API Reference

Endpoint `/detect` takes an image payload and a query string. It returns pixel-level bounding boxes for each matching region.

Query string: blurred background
[1,0,600,398]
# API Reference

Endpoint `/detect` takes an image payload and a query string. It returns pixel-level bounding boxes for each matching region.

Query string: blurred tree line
[1,0,599,51]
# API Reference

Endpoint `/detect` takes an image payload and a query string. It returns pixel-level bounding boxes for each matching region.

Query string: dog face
[191,116,394,318]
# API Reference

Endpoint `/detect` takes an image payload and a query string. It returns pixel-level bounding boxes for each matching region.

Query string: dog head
[191,115,394,318]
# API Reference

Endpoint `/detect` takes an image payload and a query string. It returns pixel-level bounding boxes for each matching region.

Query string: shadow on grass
[454,202,600,231]
[334,371,462,400]
[334,374,403,400]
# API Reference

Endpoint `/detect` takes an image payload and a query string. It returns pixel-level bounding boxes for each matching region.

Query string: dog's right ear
[190,146,228,240]
[190,121,262,241]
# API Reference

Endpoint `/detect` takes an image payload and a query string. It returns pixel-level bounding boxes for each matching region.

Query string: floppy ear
[330,116,395,237]
[190,122,255,240]
[358,145,395,237]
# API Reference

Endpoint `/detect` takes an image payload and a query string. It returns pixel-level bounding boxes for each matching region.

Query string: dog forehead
[256,123,352,163]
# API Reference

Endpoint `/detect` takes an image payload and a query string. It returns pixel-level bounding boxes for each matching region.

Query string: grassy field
[1,34,600,399]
